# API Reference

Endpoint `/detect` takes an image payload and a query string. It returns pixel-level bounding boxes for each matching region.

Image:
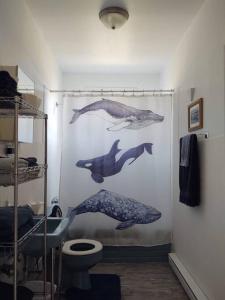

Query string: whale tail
[127,143,153,165]
[66,207,78,225]
[69,109,80,124]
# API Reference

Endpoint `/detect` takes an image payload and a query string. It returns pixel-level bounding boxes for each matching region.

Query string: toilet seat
[63,239,103,256]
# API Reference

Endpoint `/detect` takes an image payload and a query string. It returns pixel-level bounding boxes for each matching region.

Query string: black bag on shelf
[20,157,38,167]
[0,71,21,108]
[0,206,34,242]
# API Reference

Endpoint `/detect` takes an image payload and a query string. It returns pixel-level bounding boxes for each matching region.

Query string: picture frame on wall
[188,98,203,132]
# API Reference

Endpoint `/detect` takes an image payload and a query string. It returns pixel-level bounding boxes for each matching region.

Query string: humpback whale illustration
[69,99,164,131]
[76,139,153,183]
[68,190,161,230]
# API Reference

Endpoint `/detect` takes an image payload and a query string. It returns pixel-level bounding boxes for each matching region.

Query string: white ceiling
[26,0,204,74]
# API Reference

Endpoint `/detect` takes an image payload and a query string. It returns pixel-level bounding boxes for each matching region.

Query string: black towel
[179,134,200,206]
[20,157,38,167]
[0,71,21,108]
[0,282,33,300]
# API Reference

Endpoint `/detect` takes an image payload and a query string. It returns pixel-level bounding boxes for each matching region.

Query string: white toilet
[62,239,103,290]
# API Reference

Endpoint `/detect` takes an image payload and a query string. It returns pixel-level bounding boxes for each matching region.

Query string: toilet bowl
[62,239,103,290]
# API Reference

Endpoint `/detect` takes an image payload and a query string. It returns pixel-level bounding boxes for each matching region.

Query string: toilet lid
[62,239,103,256]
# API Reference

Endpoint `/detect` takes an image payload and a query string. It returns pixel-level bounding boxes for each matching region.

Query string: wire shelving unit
[0,96,48,300]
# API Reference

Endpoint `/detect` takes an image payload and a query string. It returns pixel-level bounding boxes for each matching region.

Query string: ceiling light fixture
[99,7,129,30]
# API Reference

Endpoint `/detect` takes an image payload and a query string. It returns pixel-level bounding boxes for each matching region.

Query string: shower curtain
[60,95,172,246]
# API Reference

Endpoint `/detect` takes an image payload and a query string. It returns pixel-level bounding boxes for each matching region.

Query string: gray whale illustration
[76,139,153,183]
[70,99,164,131]
[68,189,161,230]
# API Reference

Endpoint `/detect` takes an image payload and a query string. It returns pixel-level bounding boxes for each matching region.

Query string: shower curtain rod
[50,89,174,97]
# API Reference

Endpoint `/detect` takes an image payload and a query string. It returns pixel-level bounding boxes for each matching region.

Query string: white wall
[62,73,161,90]
[0,0,62,205]
[163,0,225,299]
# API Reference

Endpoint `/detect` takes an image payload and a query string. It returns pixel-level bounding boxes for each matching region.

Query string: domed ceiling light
[99,7,129,30]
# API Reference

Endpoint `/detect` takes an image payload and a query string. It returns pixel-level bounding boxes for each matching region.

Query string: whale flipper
[70,109,80,124]
[91,173,104,183]
[107,120,132,131]
[116,219,136,230]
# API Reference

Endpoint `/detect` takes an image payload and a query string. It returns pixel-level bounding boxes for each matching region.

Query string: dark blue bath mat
[65,274,121,300]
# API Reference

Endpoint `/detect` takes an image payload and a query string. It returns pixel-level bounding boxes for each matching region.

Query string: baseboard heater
[169,253,209,300]
[102,244,171,263]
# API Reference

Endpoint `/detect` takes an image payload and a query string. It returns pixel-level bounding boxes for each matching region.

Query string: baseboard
[102,244,171,263]
[169,253,209,300]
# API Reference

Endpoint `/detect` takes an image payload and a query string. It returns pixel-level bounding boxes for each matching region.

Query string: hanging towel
[179,134,200,207]
[180,135,191,167]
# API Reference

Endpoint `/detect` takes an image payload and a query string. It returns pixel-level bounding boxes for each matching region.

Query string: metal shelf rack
[0,216,46,249]
[0,96,47,119]
[0,164,47,187]
[0,96,48,300]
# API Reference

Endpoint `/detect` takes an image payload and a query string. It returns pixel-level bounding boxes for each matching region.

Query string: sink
[22,217,69,256]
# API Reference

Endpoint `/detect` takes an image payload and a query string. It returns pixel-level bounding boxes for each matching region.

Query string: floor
[30,259,189,299]
[90,262,189,300]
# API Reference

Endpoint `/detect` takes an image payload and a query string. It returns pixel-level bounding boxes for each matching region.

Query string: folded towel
[0,173,29,186]
[22,93,42,109]
[20,157,38,167]
[0,157,28,170]
[0,157,40,186]
[180,135,191,167]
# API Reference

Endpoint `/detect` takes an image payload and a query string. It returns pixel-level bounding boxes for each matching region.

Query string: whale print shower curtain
[60,95,172,246]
